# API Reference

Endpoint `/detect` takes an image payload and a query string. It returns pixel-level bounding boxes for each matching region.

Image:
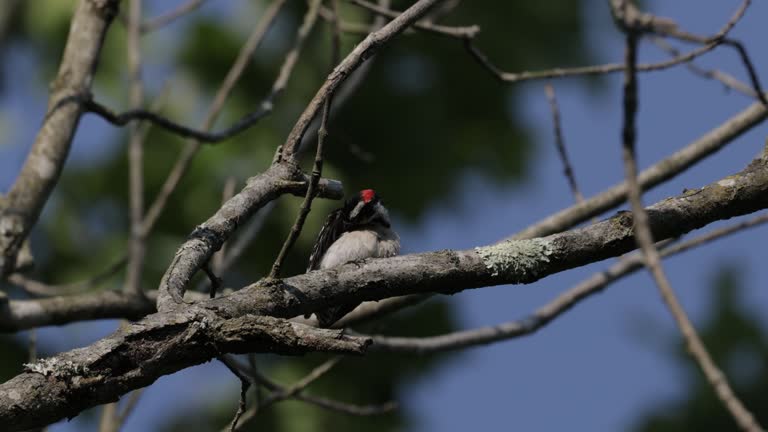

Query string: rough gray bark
[0,309,368,431]
[2,151,768,430]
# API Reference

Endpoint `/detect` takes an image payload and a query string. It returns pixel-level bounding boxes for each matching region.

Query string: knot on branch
[188,225,225,253]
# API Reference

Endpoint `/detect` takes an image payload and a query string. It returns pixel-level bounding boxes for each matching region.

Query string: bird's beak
[349,200,366,220]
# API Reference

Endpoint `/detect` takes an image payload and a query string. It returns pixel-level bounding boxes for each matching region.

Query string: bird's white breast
[319,227,400,269]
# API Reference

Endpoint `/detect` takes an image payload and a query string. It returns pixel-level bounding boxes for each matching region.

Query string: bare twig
[544,83,584,203]
[618,19,762,431]
[309,0,391,144]
[234,357,349,430]
[226,359,395,432]
[295,393,397,415]
[140,0,291,236]
[719,38,768,106]
[318,7,371,35]
[331,294,433,328]
[651,37,758,98]
[218,356,251,432]
[203,263,222,298]
[125,0,147,298]
[466,39,719,84]
[512,96,768,240]
[245,361,396,419]
[97,403,118,432]
[269,0,338,278]
[347,0,479,39]
[281,0,447,159]
[141,0,209,33]
[115,389,144,430]
[71,95,273,143]
[465,0,766,103]
[7,255,126,297]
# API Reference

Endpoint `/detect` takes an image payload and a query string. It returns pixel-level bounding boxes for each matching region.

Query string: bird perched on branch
[306,189,400,327]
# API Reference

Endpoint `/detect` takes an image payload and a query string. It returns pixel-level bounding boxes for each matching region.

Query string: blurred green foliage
[2,0,597,430]
[633,264,768,431]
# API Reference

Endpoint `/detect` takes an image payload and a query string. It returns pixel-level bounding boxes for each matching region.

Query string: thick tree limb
[213,152,768,320]
[5,151,768,332]
[0,0,119,275]
[364,211,768,353]
[0,309,369,431]
[2,152,768,428]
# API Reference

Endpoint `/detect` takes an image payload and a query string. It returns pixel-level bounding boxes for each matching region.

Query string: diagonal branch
[618,14,761,431]
[512,98,767,240]
[125,0,147,298]
[155,163,343,312]
[0,0,120,276]
[0,311,370,431]
[651,37,758,99]
[212,152,768,320]
[140,0,209,33]
[365,211,768,353]
[544,83,584,203]
[269,0,340,279]
[281,0,447,158]
[137,0,288,237]
[347,0,479,38]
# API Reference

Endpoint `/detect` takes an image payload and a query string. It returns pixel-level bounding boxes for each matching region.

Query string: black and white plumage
[306,189,400,327]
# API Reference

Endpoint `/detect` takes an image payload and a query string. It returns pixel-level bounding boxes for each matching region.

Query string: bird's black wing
[307,207,346,271]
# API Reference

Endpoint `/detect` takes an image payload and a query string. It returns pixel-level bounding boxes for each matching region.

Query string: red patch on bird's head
[360,189,376,203]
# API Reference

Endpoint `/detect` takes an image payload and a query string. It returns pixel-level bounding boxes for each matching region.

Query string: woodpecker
[306,189,400,327]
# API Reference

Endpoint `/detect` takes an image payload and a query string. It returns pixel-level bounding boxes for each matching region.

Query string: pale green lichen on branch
[474,238,554,278]
[23,357,90,378]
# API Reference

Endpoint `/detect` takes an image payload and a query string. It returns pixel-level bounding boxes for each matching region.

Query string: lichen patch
[24,357,90,378]
[474,239,554,278]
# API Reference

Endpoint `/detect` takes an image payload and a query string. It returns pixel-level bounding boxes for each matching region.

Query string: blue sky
[403,1,768,430]
[2,1,767,431]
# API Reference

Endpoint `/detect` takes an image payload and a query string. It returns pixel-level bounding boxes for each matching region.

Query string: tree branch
[618,10,761,430]
[212,152,768,321]
[0,310,369,431]
[3,151,768,428]
[364,211,768,353]
[512,98,767,239]
[156,163,343,312]
[0,0,120,275]
[281,0,446,158]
